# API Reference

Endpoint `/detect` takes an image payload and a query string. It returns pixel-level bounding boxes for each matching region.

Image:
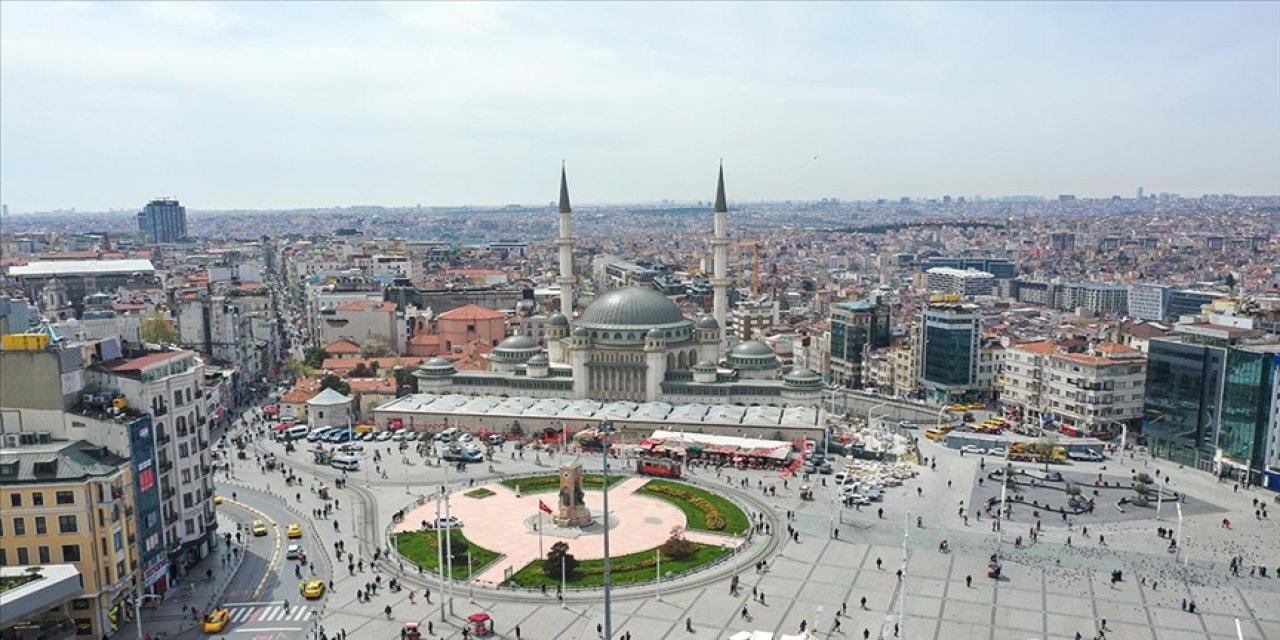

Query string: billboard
[127,415,168,587]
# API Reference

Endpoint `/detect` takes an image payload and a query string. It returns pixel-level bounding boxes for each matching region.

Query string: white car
[391,431,406,441]
[987,447,1007,457]
[375,431,394,442]
[425,516,464,529]
[960,445,986,455]
[286,544,304,559]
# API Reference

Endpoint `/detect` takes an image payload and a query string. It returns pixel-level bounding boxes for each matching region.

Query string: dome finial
[559,162,572,214]
[714,161,727,213]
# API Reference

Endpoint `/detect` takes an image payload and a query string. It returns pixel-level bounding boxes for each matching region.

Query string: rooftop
[0,440,129,484]
[437,304,506,321]
[8,259,155,277]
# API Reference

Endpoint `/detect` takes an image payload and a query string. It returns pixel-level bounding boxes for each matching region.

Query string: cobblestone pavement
[186,416,1279,640]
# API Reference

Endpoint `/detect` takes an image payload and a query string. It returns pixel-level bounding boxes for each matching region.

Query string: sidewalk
[130,513,247,640]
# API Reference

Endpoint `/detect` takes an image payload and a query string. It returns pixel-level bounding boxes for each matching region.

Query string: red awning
[467,613,490,623]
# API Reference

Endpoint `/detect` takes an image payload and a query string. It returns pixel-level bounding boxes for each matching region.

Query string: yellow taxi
[301,579,326,599]
[251,520,269,536]
[966,403,987,411]
[286,523,303,539]
[214,495,224,505]
[945,404,967,412]
[202,608,230,633]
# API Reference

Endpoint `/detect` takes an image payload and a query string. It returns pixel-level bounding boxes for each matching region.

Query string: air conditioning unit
[36,432,52,444]
[2,434,21,448]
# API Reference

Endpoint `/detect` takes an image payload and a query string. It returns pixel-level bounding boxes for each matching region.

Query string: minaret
[710,163,731,340]
[555,163,576,316]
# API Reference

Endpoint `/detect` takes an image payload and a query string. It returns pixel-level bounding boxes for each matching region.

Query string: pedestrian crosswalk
[225,603,312,623]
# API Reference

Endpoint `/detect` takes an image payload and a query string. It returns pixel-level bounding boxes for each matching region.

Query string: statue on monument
[554,463,594,527]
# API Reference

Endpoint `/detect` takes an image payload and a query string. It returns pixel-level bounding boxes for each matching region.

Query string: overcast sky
[2,2,1277,212]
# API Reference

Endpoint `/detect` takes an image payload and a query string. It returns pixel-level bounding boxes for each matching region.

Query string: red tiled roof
[324,339,363,354]
[321,357,427,371]
[346,377,396,394]
[282,378,323,403]
[437,304,504,321]
[335,300,397,312]
[102,350,189,373]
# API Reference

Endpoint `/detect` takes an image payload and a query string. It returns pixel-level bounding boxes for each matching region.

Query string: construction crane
[734,241,763,299]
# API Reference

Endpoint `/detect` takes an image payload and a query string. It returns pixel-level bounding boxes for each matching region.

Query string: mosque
[412,166,823,408]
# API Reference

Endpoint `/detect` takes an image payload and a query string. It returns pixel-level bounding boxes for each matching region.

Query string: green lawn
[637,479,751,534]
[393,529,502,580]
[498,474,626,494]
[504,543,728,588]
[464,488,495,499]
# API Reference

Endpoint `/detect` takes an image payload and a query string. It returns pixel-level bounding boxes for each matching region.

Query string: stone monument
[555,464,594,527]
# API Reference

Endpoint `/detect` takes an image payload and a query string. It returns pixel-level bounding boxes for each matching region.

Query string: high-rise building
[1049,232,1076,251]
[924,267,995,297]
[137,198,187,243]
[1144,320,1279,483]
[1127,284,1170,322]
[1000,340,1146,434]
[920,257,1016,279]
[920,301,981,403]
[828,300,891,388]
[1059,282,1129,315]
[1137,186,1145,199]
[1166,289,1228,320]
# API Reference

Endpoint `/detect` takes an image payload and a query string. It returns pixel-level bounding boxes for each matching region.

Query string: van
[330,455,360,471]
[435,427,459,442]
[283,425,310,441]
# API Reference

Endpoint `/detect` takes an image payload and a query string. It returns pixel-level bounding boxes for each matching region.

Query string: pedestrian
[966,575,972,588]
[861,596,867,610]
[516,626,521,640]
[833,618,842,632]
[864,629,870,640]
[741,605,750,620]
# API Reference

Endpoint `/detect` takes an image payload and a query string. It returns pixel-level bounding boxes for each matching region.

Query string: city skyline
[2,1,1278,211]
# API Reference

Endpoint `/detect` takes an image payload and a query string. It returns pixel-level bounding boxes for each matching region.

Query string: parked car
[986,447,1007,457]
[391,431,407,441]
[487,434,506,445]
[337,444,363,454]
[425,516,464,529]
[960,445,986,455]
[404,431,421,441]
[375,431,394,442]
[818,462,834,475]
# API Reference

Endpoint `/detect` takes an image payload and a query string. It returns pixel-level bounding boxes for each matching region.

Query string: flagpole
[538,508,544,559]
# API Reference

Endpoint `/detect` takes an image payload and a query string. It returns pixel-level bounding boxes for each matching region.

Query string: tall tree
[303,346,329,368]
[318,374,350,396]
[140,308,179,344]
[543,541,578,579]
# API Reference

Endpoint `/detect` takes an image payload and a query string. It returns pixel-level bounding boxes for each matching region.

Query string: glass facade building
[920,303,980,403]
[1143,338,1224,471]
[137,198,188,243]
[1219,348,1277,474]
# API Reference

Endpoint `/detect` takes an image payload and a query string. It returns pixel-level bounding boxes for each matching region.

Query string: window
[179,443,189,459]
[38,546,50,563]
[174,391,183,406]
[16,548,29,564]
[35,516,47,535]
[32,492,44,506]
[0,549,6,565]
[14,517,26,535]
[56,491,74,505]
[10,494,21,507]
[62,544,81,562]
[58,515,78,534]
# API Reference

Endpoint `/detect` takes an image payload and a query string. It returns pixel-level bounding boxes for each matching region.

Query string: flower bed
[498,474,625,494]
[504,543,727,588]
[464,488,495,499]
[393,530,502,581]
[637,479,750,534]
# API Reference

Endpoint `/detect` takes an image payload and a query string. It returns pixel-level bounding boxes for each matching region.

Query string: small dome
[694,360,717,370]
[546,313,569,326]
[730,341,774,357]
[571,326,590,338]
[646,327,664,339]
[418,356,457,376]
[495,335,539,351]
[784,367,823,388]
[695,315,719,329]
[527,354,549,365]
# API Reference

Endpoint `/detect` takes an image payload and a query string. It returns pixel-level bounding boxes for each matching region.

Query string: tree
[1133,482,1150,507]
[658,530,698,561]
[361,337,394,358]
[140,308,179,344]
[319,374,350,396]
[1225,272,1237,289]
[283,356,309,380]
[543,541,578,579]
[304,346,330,368]
[1033,433,1060,471]
[350,363,374,378]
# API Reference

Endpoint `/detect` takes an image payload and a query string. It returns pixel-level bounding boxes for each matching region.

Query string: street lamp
[867,400,891,431]
[599,420,616,640]
[134,592,161,640]
[898,510,910,639]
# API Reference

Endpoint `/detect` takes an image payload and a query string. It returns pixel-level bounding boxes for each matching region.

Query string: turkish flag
[539,500,553,514]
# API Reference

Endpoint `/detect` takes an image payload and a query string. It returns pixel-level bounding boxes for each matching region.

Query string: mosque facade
[412,167,823,408]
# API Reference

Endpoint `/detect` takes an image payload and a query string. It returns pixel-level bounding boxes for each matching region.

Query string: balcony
[156,433,172,446]
[153,405,169,417]
[159,460,173,474]
[162,487,176,500]
[200,465,211,475]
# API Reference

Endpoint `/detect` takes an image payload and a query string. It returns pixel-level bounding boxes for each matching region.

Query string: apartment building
[89,350,215,572]
[924,267,995,297]
[1000,340,1146,435]
[920,302,982,403]
[0,441,138,640]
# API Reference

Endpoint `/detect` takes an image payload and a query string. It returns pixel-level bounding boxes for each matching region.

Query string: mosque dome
[527,354,549,366]
[646,327,665,339]
[726,340,780,371]
[492,335,541,363]
[417,357,457,377]
[783,368,823,387]
[546,313,570,326]
[694,360,717,371]
[577,287,687,329]
[695,315,720,329]
[571,326,590,338]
